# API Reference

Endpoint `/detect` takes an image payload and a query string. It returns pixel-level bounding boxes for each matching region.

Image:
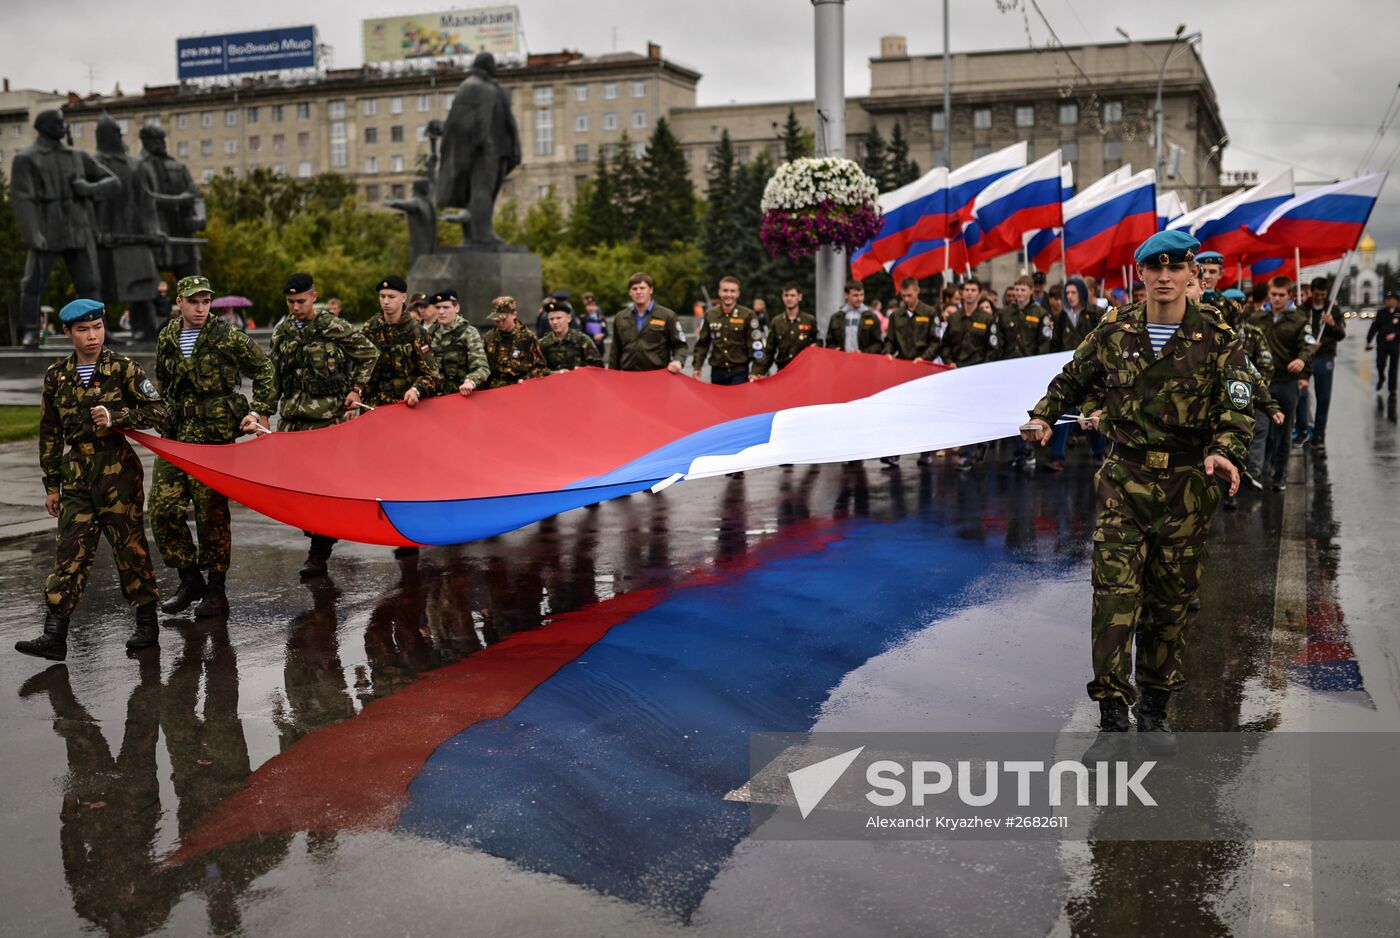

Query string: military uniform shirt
[694,304,762,373]
[608,302,689,372]
[360,313,440,406]
[429,316,491,391]
[882,303,941,360]
[1249,305,1315,384]
[483,325,548,388]
[755,311,820,374]
[156,315,277,444]
[269,312,379,425]
[540,328,604,371]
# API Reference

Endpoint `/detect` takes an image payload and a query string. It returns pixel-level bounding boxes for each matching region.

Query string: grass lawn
[0,405,41,443]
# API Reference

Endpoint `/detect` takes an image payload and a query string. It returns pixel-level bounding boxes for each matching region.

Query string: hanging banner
[362,6,522,63]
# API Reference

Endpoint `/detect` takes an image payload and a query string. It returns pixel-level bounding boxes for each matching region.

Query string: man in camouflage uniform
[922,278,1002,472]
[18,299,166,661]
[1001,275,1055,473]
[823,280,883,353]
[1248,276,1315,491]
[693,276,761,385]
[149,275,276,618]
[428,288,491,395]
[269,272,379,577]
[359,275,440,408]
[752,282,819,377]
[1022,231,1255,752]
[540,298,603,372]
[482,296,548,388]
[609,272,689,373]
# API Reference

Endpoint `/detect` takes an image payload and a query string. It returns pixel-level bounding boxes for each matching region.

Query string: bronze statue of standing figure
[92,114,164,342]
[436,52,522,249]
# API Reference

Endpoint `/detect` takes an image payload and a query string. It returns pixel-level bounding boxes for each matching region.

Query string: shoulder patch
[1228,379,1251,410]
[139,378,160,400]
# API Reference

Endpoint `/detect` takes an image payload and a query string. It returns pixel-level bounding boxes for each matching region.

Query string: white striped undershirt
[75,364,96,386]
[179,328,201,358]
[1145,322,1180,356]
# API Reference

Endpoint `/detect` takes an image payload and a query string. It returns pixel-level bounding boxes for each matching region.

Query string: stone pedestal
[409,248,543,328]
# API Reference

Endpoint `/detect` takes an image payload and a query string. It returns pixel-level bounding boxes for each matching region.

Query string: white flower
[760,157,879,212]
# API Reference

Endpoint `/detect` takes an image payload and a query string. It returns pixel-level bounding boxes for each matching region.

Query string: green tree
[611,132,647,239]
[886,122,920,187]
[494,188,568,256]
[572,153,627,246]
[640,118,696,251]
[781,106,813,161]
[701,130,742,284]
[861,123,888,192]
[542,239,704,314]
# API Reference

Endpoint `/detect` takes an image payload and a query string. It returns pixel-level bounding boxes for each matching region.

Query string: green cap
[176,275,214,299]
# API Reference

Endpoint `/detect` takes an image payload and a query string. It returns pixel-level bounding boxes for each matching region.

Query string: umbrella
[211,295,253,308]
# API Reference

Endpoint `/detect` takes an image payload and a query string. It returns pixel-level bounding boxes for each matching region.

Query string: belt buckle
[1146,450,1169,470]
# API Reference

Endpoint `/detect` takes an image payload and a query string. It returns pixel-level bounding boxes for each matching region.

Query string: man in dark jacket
[1367,291,1400,401]
[1295,277,1347,449]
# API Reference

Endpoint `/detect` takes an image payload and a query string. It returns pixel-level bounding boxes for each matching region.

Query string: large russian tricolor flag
[849,167,951,279]
[1248,171,1387,261]
[964,150,1064,266]
[1157,190,1189,230]
[1025,163,1075,272]
[1063,168,1157,278]
[1168,168,1295,259]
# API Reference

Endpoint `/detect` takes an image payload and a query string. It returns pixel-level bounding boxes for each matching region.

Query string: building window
[602,111,618,131]
[1103,100,1123,123]
[1059,102,1078,125]
[225,138,238,155]
[249,135,260,152]
[632,140,646,158]
[271,104,284,122]
[296,102,310,119]
[973,108,992,130]
[1015,105,1035,128]
[440,92,453,111]
[389,96,403,115]
[1103,138,1122,161]
[391,154,405,173]
[632,110,647,129]
[298,131,311,149]
[391,183,405,199]
[273,134,285,153]
[972,143,991,158]
[116,119,130,134]
[603,81,617,100]
[298,160,312,177]
[737,145,751,161]
[247,106,259,124]
[573,84,588,102]
[201,111,214,128]
[683,149,693,163]
[604,142,619,158]
[535,108,554,157]
[176,141,189,157]
[363,98,377,116]
[330,122,347,167]
[534,86,553,105]
[416,124,428,141]
[416,94,431,112]
[390,125,404,143]
[225,109,238,126]
[575,114,589,132]
[632,80,646,98]
[200,139,213,156]
[575,143,589,162]
[767,143,780,158]
[364,127,377,144]
[538,185,552,199]
[144,116,161,128]
[365,155,378,173]
[365,184,380,202]
[202,168,214,183]
[328,99,346,119]
[931,110,945,131]
[1061,139,1078,162]
[273,162,285,175]
[176,113,189,129]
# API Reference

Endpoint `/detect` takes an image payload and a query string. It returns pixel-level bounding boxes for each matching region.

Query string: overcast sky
[4,0,1398,260]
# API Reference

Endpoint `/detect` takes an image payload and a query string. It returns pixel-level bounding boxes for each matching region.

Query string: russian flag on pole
[1063,169,1157,278]
[965,150,1064,266]
[887,234,968,282]
[1025,164,1075,272]
[1157,190,1189,230]
[1168,169,1295,259]
[1248,171,1387,260]
[849,167,950,279]
[949,142,1029,226]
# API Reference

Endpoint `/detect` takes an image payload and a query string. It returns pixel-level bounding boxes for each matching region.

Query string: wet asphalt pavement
[1,340,1397,937]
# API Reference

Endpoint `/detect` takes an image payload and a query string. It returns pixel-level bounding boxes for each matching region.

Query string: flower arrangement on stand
[759,157,883,260]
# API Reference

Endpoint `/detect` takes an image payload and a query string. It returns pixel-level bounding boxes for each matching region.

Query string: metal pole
[1154,59,1166,176]
[813,0,847,337]
[942,0,952,168]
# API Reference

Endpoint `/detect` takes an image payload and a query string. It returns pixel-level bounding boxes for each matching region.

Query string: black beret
[377,274,408,293]
[430,289,459,304]
[1032,271,1046,284]
[541,298,569,314]
[283,272,314,295]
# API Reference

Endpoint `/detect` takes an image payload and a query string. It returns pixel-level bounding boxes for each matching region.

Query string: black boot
[1135,687,1178,755]
[16,610,69,661]
[392,546,420,559]
[1085,697,1131,763]
[194,571,229,618]
[126,602,159,651]
[161,565,206,614]
[300,535,335,579]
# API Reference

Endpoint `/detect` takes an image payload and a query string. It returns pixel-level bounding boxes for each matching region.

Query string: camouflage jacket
[429,316,490,391]
[482,326,548,388]
[882,303,941,360]
[824,305,884,353]
[540,328,603,372]
[270,312,379,422]
[360,313,440,405]
[926,304,1000,366]
[756,311,820,374]
[1202,292,1245,329]
[1249,305,1316,384]
[694,304,762,372]
[40,349,166,495]
[608,303,690,371]
[1029,301,1255,465]
[156,316,276,443]
[1215,308,1278,416]
[997,302,1055,358]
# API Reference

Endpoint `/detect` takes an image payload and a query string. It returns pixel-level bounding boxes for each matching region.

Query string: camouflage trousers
[45,446,159,616]
[148,456,231,573]
[1088,456,1220,704]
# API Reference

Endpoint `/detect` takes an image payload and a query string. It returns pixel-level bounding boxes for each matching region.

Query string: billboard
[177,26,318,80]
[362,6,521,63]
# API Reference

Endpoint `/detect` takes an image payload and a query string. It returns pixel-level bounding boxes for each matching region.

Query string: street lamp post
[1115,25,1201,177]
[812,0,846,337]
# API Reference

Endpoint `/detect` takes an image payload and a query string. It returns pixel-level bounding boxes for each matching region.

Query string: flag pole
[1021,231,1033,275]
[1294,246,1303,303]
[1325,250,1352,311]
[1060,228,1069,282]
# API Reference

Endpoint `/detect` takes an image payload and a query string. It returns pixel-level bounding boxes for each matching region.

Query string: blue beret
[1195,250,1225,264]
[1222,288,1246,300]
[1134,230,1201,266]
[59,298,105,324]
